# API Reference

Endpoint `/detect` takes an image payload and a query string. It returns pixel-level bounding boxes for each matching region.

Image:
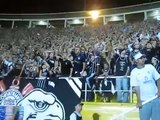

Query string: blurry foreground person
[130,52,160,120]
[151,56,160,73]
[70,102,83,120]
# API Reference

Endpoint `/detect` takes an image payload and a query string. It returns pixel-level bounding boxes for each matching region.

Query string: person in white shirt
[70,102,83,120]
[130,52,160,120]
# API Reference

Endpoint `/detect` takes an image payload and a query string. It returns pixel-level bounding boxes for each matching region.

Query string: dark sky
[0,0,159,13]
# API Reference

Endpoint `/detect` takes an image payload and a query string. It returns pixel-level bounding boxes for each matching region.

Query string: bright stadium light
[73,19,82,24]
[153,10,160,16]
[107,15,123,21]
[111,16,120,21]
[89,10,99,20]
[38,20,48,25]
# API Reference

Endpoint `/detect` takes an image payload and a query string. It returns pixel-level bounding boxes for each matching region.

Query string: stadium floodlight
[73,19,82,24]
[89,10,99,20]
[106,15,123,22]
[153,10,160,16]
[111,16,121,21]
[38,20,48,25]
[67,19,83,25]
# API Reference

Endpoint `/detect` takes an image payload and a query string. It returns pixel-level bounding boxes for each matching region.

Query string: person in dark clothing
[142,42,155,64]
[39,64,50,77]
[70,102,83,120]
[100,62,113,102]
[59,53,73,77]
[151,56,160,74]
[72,46,86,77]
[114,49,130,103]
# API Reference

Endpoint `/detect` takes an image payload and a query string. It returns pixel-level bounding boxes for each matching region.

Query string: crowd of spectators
[0,19,160,102]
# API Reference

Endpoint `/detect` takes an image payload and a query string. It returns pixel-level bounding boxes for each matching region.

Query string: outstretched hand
[136,100,142,109]
[157,90,160,97]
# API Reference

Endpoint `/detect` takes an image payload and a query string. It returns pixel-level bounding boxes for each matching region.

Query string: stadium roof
[0,0,160,14]
[0,1,160,20]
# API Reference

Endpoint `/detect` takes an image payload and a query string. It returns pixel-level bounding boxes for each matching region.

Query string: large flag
[0,76,83,120]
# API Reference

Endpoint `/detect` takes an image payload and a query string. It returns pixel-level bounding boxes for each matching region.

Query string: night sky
[0,0,159,13]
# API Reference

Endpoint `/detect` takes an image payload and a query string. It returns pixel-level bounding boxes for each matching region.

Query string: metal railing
[82,76,133,103]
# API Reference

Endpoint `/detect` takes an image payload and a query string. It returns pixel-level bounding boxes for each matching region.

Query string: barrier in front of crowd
[82,76,132,103]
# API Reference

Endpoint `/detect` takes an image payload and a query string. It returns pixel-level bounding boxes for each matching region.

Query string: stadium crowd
[0,19,160,102]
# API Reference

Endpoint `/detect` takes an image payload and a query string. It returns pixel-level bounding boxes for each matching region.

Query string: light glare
[38,21,47,25]
[90,10,99,20]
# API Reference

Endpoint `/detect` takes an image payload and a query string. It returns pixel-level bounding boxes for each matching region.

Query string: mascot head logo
[18,89,65,120]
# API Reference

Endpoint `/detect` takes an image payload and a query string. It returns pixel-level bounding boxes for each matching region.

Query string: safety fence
[82,76,133,103]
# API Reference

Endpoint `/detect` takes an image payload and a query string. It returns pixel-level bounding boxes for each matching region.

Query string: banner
[0,76,82,120]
